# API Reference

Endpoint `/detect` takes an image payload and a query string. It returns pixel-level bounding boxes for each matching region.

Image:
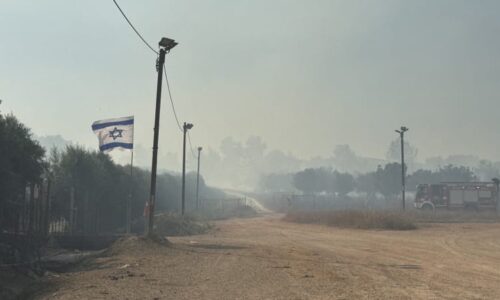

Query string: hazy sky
[2,0,500,165]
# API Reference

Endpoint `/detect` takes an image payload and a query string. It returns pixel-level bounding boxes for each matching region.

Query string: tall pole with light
[395,126,409,211]
[493,178,500,215]
[146,37,177,237]
[181,122,193,215]
[196,146,203,210]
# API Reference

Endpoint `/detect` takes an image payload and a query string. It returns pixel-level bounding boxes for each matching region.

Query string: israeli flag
[91,116,134,152]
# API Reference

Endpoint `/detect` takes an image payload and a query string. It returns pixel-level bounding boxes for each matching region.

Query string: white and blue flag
[91,116,134,152]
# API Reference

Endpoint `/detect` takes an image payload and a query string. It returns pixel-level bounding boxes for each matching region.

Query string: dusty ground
[36,214,500,299]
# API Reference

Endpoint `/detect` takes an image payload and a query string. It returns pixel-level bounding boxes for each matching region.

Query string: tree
[291,168,354,196]
[407,169,435,191]
[333,144,358,172]
[475,160,500,181]
[292,168,320,194]
[258,173,294,192]
[406,165,476,192]
[386,138,418,171]
[435,164,476,182]
[356,172,377,196]
[0,110,45,204]
[262,150,301,174]
[374,163,403,199]
[333,171,355,196]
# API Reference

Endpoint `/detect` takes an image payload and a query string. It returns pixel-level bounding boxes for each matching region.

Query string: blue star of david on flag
[109,127,124,140]
[92,116,134,152]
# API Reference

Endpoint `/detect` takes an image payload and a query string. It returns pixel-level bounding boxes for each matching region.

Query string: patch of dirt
[34,215,500,299]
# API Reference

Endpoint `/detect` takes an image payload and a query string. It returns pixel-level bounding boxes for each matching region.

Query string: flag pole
[127,149,134,234]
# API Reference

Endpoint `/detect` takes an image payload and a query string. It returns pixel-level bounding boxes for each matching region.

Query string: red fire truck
[414,181,499,210]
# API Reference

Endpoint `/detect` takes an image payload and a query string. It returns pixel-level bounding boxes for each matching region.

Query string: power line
[163,65,183,133]
[187,131,197,158]
[111,0,200,160]
[112,0,158,55]
[163,66,197,159]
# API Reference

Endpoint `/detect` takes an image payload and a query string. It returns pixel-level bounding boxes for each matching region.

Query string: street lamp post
[395,126,409,211]
[181,122,193,215]
[493,178,500,215]
[146,37,177,237]
[196,147,203,210]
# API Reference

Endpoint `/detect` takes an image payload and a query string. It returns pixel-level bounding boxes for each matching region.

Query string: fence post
[70,187,75,235]
[28,183,35,233]
[84,192,89,235]
[44,179,51,236]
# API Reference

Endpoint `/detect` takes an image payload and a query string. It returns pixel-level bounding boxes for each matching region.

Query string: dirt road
[38,215,500,299]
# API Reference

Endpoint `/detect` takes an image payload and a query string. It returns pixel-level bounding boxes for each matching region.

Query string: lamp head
[159,37,178,51]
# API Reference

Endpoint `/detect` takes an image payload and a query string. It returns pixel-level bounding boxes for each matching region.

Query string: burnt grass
[284,210,418,230]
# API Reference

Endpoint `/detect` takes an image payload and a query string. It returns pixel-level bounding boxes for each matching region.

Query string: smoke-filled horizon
[35,133,500,190]
[3,1,500,170]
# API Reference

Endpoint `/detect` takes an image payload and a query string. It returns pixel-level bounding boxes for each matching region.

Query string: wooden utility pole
[395,126,409,211]
[196,147,203,210]
[181,122,193,215]
[147,37,177,236]
[146,47,165,236]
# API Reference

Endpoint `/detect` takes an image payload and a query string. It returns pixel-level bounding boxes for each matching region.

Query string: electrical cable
[163,65,183,133]
[112,0,158,55]
[187,131,197,158]
[111,0,200,160]
[162,66,197,159]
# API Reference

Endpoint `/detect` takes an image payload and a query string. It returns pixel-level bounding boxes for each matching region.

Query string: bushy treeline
[0,110,45,206]
[47,145,224,232]
[0,107,224,234]
[260,163,477,199]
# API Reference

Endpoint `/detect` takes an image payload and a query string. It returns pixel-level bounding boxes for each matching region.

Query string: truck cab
[415,184,447,210]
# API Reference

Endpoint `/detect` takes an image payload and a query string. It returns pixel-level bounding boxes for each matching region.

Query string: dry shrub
[197,204,258,221]
[228,205,258,218]
[154,213,213,236]
[284,210,417,230]
[105,235,170,256]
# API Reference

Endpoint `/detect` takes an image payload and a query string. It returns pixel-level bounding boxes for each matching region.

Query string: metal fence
[0,180,125,239]
[0,181,51,237]
[0,181,52,267]
[278,193,396,212]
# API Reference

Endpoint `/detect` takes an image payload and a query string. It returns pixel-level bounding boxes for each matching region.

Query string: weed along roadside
[284,211,418,230]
